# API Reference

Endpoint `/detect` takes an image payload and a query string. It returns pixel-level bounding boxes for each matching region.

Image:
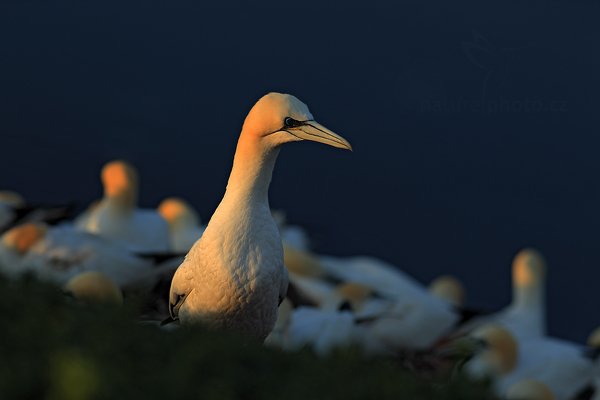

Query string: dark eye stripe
[284,117,303,128]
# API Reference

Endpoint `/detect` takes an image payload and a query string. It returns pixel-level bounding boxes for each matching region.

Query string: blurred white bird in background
[458,248,546,339]
[272,210,311,251]
[76,160,170,253]
[0,222,162,288]
[457,324,599,400]
[158,197,205,252]
[64,271,124,306]
[167,92,352,340]
[428,275,466,308]
[283,306,358,356]
[318,255,459,353]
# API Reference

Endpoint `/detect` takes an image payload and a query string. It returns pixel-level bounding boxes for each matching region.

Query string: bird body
[76,161,170,253]
[0,223,155,287]
[84,203,170,253]
[171,184,288,339]
[284,307,357,356]
[319,255,459,350]
[499,337,598,400]
[169,93,351,340]
[460,249,546,339]
[158,198,205,252]
[462,325,598,400]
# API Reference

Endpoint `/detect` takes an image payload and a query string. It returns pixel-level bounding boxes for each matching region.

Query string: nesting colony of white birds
[0,93,598,400]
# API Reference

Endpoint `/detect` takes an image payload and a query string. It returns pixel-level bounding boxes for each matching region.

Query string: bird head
[101,160,139,203]
[428,275,466,307]
[241,92,352,151]
[158,197,200,228]
[2,223,48,255]
[513,248,546,288]
[462,324,518,378]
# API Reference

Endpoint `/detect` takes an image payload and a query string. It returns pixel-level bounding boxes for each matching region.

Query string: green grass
[0,275,495,400]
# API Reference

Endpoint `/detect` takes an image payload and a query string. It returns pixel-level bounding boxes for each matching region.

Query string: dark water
[1,1,599,342]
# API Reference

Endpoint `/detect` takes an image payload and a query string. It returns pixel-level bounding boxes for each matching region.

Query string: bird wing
[168,260,194,320]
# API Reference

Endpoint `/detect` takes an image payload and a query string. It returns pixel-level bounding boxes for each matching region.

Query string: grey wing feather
[168,260,193,319]
[169,290,190,320]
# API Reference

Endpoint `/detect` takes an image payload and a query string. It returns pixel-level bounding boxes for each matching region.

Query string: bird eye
[284,117,299,128]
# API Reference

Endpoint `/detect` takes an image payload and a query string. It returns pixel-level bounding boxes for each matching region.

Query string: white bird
[76,160,170,253]
[459,248,546,339]
[0,222,157,287]
[64,271,124,306]
[428,275,466,308]
[283,306,358,356]
[264,298,294,348]
[318,255,459,351]
[158,197,205,252]
[461,324,598,400]
[168,92,352,340]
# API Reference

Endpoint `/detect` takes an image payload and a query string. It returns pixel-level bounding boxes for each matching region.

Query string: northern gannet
[459,248,546,339]
[158,197,205,252]
[76,160,170,253]
[428,275,466,308]
[264,298,293,348]
[0,223,156,287]
[168,92,352,340]
[283,306,358,356]
[459,325,599,400]
[64,271,124,306]
[318,255,459,351]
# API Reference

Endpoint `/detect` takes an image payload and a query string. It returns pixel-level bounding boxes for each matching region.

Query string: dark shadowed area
[1,1,599,341]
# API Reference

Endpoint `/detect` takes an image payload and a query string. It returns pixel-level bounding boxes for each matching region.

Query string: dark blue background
[1,1,599,342]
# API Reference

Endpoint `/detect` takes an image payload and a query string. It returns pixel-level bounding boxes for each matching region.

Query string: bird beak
[290,121,353,151]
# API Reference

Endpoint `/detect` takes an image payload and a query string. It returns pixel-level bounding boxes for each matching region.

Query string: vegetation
[0,275,495,400]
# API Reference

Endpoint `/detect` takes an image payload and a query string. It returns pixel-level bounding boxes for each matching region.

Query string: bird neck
[225,134,279,205]
[170,216,197,231]
[512,281,544,312]
[102,192,136,212]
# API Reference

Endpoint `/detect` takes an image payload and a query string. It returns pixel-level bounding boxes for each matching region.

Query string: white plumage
[502,337,598,400]
[319,255,459,351]
[158,197,205,252]
[0,223,156,287]
[462,325,598,400]
[168,92,352,340]
[284,307,357,356]
[459,248,546,340]
[76,160,170,253]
